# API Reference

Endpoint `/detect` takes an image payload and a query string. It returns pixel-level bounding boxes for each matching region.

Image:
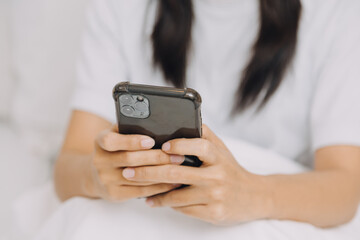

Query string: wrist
[82,154,101,199]
[250,173,276,220]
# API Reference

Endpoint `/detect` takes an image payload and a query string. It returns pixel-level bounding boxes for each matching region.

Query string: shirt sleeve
[71,0,127,123]
[310,2,360,151]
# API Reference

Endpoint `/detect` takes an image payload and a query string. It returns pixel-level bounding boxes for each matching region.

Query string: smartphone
[113,82,203,167]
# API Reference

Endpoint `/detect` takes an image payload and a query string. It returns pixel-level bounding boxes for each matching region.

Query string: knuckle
[208,168,227,182]
[100,133,114,151]
[155,150,163,162]
[216,171,227,182]
[170,139,181,151]
[119,152,131,165]
[137,167,148,180]
[210,187,225,201]
[210,205,226,224]
[201,141,211,156]
[158,151,170,164]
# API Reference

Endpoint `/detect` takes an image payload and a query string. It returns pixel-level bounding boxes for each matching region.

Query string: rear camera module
[118,94,150,119]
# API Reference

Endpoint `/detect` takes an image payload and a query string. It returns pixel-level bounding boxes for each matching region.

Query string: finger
[110,124,119,132]
[162,138,217,165]
[106,183,178,201]
[202,124,216,140]
[98,168,155,186]
[94,148,185,168]
[172,205,211,223]
[146,186,208,208]
[96,129,155,152]
[122,165,205,185]
[202,124,227,148]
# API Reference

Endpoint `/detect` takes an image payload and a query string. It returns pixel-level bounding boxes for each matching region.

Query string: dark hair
[152,0,302,112]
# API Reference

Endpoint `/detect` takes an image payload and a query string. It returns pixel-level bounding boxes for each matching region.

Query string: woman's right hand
[89,126,184,202]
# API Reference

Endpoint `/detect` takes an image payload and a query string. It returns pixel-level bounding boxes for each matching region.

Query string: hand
[89,125,184,202]
[122,125,271,225]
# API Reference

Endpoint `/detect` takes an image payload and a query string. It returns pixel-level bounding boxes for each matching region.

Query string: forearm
[54,152,98,201]
[262,170,360,228]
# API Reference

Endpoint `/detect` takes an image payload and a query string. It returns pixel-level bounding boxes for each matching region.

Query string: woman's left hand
[122,125,272,225]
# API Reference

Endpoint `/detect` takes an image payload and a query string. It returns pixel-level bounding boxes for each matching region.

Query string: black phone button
[182,156,203,167]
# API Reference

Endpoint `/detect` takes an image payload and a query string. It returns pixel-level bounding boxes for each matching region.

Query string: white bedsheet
[0,123,52,240]
[11,138,360,240]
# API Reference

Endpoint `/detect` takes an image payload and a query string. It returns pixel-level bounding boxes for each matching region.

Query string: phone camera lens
[134,102,148,112]
[120,95,133,105]
[121,105,135,116]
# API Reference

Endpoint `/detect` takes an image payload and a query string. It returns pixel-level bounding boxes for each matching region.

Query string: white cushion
[0,0,13,120]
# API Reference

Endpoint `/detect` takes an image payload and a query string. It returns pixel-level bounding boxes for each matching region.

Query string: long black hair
[152,0,302,112]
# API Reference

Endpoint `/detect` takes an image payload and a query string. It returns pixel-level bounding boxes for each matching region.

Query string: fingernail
[162,142,171,151]
[170,155,185,164]
[146,199,154,207]
[141,137,155,149]
[122,168,135,179]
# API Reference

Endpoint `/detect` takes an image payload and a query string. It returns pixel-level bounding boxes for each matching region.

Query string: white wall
[0,0,13,121]
[0,0,90,237]
[10,0,91,153]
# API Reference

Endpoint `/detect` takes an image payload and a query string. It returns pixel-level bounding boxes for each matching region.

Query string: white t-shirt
[72,0,360,167]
